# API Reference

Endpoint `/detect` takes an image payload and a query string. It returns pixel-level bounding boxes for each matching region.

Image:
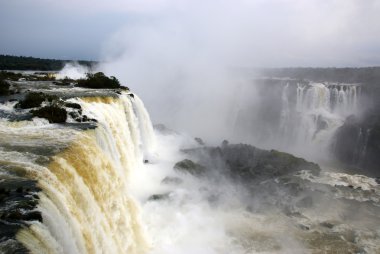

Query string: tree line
[0,55,95,71]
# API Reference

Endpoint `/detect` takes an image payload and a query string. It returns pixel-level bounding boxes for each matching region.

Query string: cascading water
[0,91,156,254]
[277,82,361,161]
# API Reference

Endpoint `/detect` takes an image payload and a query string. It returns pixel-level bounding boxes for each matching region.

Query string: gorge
[0,70,379,253]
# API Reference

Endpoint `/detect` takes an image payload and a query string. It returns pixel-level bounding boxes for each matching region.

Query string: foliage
[0,79,10,95]
[0,55,95,71]
[16,92,58,109]
[76,72,121,89]
[31,105,67,123]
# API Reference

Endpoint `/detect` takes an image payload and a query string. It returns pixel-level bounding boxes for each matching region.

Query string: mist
[98,0,380,144]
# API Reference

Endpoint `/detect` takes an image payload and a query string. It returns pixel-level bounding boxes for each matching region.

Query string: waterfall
[277,82,361,160]
[0,92,156,254]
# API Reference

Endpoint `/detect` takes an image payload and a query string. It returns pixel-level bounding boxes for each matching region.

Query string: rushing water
[0,82,379,253]
[0,92,155,253]
[232,80,362,163]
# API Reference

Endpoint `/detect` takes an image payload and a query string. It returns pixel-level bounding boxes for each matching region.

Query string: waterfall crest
[0,92,156,254]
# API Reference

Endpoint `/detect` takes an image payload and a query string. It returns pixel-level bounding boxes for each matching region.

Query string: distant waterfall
[0,92,156,254]
[278,82,361,159]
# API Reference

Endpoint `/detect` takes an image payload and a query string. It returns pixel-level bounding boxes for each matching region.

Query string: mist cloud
[97,0,380,140]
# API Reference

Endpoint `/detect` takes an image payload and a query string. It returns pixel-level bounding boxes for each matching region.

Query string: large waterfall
[0,92,155,253]
[278,82,361,159]
[232,80,362,163]
[1,81,379,254]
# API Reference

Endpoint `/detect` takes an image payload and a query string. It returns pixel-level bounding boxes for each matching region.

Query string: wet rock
[161,176,183,185]
[320,221,336,229]
[148,193,170,201]
[194,137,205,145]
[0,79,10,95]
[16,92,58,109]
[22,211,42,222]
[154,124,178,135]
[174,159,206,177]
[65,102,81,109]
[31,105,67,123]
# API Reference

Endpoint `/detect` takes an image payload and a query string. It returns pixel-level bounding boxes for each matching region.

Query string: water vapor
[99,0,380,143]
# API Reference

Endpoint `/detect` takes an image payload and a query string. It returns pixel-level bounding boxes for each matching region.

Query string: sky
[1,0,380,67]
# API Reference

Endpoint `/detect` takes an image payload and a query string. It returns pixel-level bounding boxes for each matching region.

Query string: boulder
[16,92,58,109]
[32,105,67,123]
[174,159,206,177]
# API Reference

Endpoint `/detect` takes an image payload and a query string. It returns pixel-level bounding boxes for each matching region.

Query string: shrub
[0,79,10,95]
[76,72,121,89]
[16,92,57,109]
[31,105,67,123]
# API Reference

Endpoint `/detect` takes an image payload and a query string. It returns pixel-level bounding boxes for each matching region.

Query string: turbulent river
[0,80,379,253]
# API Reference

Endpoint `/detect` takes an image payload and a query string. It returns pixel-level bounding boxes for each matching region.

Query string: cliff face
[333,113,380,177]
[0,78,156,254]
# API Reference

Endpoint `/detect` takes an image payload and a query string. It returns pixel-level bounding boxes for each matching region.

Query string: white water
[0,92,156,253]
[277,82,361,161]
[2,88,379,254]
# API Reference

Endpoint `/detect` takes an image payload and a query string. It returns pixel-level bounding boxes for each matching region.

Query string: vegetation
[0,55,95,71]
[16,92,58,109]
[0,79,10,95]
[76,72,121,89]
[174,159,206,176]
[31,105,67,123]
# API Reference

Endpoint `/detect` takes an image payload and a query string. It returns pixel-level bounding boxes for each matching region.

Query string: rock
[161,176,183,185]
[144,159,149,164]
[22,211,42,222]
[16,92,58,109]
[0,79,10,95]
[333,113,380,177]
[148,193,170,201]
[174,159,206,176]
[31,105,67,123]
[194,137,205,145]
[65,102,81,109]
[128,93,134,98]
[154,124,178,135]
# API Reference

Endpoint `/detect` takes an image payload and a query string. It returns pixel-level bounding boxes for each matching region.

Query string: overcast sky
[1,0,380,67]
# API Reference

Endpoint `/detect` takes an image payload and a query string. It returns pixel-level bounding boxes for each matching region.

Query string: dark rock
[22,211,42,222]
[161,176,183,185]
[144,160,149,164]
[65,102,81,109]
[128,93,134,98]
[154,124,178,135]
[174,159,206,176]
[320,221,336,229]
[0,79,10,95]
[31,105,67,123]
[194,137,205,145]
[16,92,58,109]
[148,193,170,201]
[332,113,380,177]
